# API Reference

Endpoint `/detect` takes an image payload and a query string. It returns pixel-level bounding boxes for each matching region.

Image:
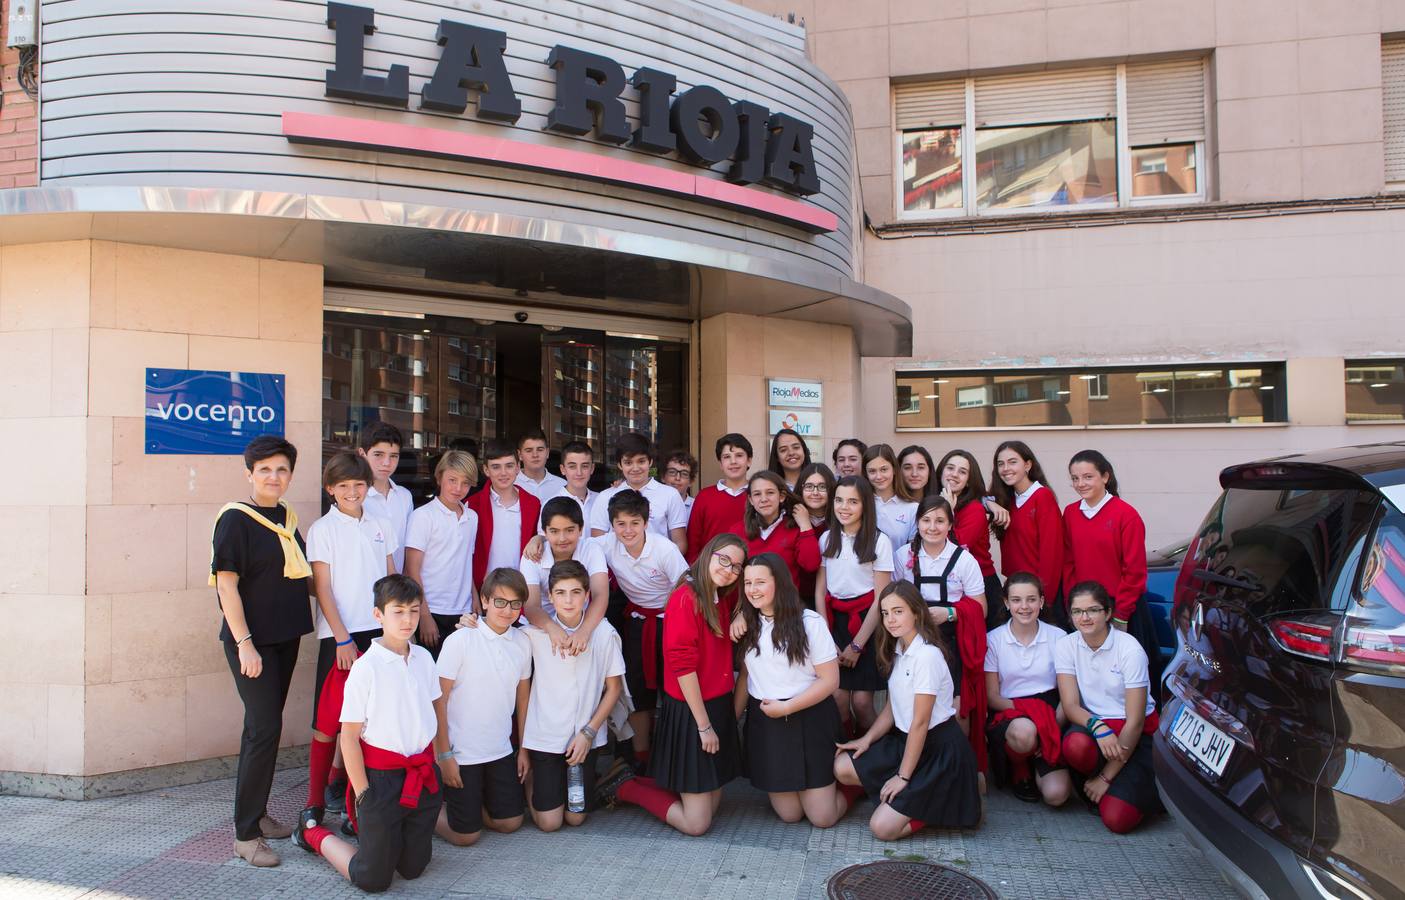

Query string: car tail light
[1341,623,1405,674]
[1269,616,1337,661]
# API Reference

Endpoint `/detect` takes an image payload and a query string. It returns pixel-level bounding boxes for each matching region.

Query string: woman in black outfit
[211,435,314,867]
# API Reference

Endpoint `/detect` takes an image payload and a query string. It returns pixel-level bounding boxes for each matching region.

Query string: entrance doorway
[322,298,689,502]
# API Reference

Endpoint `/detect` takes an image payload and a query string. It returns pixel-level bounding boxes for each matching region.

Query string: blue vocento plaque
[145,368,286,455]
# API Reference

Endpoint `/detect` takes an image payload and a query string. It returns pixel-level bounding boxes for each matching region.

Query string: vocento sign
[144,368,287,455]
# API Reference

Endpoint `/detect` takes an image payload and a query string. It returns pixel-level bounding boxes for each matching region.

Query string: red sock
[838,782,865,805]
[1006,748,1032,782]
[307,738,336,807]
[304,825,333,854]
[1061,732,1099,775]
[907,818,927,834]
[616,776,679,823]
[1099,795,1144,834]
[633,748,650,767]
[328,765,346,786]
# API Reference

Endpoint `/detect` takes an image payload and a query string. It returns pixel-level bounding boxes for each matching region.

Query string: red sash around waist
[360,742,438,808]
[824,591,874,641]
[1101,710,1160,738]
[626,602,665,689]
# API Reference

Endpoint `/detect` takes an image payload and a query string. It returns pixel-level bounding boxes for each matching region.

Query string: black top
[211,502,313,645]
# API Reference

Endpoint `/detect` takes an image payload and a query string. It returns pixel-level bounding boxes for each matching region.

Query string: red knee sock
[907,818,927,834]
[616,776,679,823]
[1099,795,1144,834]
[307,738,336,806]
[1061,732,1099,775]
[328,764,346,786]
[303,824,333,854]
[838,783,865,806]
[1006,748,1032,782]
[634,748,650,768]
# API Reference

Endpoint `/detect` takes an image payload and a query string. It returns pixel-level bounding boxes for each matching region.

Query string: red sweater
[1062,496,1147,622]
[798,521,827,606]
[662,582,735,701]
[953,500,996,577]
[466,486,541,589]
[685,485,748,562]
[737,521,821,591]
[999,486,1065,601]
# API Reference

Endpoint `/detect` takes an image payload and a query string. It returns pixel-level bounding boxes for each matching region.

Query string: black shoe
[340,816,357,837]
[593,758,636,809]
[292,817,316,854]
[1011,779,1040,804]
[325,781,347,814]
[299,805,325,829]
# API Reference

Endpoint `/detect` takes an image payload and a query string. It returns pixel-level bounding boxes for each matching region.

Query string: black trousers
[349,767,442,893]
[223,637,301,841]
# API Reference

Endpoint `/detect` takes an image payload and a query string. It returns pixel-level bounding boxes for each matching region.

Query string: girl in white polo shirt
[863,443,917,569]
[1054,580,1160,834]
[403,451,479,659]
[834,581,981,840]
[816,476,894,736]
[734,553,846,828]
[985,573,1071,807]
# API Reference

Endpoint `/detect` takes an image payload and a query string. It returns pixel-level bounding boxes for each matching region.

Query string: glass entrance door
[323,308,688,501]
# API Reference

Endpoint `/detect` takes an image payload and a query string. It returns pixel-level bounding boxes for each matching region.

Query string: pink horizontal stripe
[282,111,837,234]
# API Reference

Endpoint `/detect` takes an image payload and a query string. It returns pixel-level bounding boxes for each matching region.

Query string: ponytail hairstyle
[823,475,880,564]
[1002,570,1045,603]
[898,444,938,498]
[678,532,749,637]
[862,442,916,502]
[743,470,799,540]
[767,428,811,479]
[988,440,1056,538]
[874,580,947,675]
[909,494,955,562]
[736,553,810,666]
[1068,449,1119,497]
[935,448,985,512]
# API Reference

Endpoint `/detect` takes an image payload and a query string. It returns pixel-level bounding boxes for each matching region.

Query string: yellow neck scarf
[208,500,313,585]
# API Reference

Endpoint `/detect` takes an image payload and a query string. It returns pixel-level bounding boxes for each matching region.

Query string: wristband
[896,773,910,782]
[336,636,355,647]
[1112,617,1128,626]
[236,633,253,646]
[699,724,715,735]
[847,642,862,654]
[436,750,455,762]
[580,725,598,741]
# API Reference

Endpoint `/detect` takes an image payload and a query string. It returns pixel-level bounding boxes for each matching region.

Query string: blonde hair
[434,449,479,485]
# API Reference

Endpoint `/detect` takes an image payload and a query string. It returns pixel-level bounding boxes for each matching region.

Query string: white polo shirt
[1014,482,1042,509]
[1079,491,1113,519]
[522,616,626,754]
[404,498,477,616]
[544,485,599,533]
[743,610,837,701]
[363,480,414,571]
[819,530,895,599]
[597,531,688,610]
[436,623,532,765]
[874,494,918,568]
[1053,629,1154,719]
[589,478,688,538]
[520,538,607,617]
[888,633,955,732]
[894,541,985,606]
[306,506,396,639]
[984,620,1064,699]
[340,640,440,757]
[486,489,524,574]
[516,470,567,501]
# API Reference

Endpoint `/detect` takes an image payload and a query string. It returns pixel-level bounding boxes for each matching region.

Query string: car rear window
[1190,486,1379,616]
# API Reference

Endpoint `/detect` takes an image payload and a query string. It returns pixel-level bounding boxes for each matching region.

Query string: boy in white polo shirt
[597,489,688,771]
[403,450,478,658]
[514,428,567,500]
[520,497,609,656]
[293,575,443,893]
[358,421,414,573]
[588,433,688,554]
[546,440,599,527]
[303,450,396,830]
[433,568,533,846]
[520,561,625,832]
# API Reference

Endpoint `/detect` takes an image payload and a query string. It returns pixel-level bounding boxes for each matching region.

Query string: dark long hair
[898,444,938,498]
[874,581,947,675]
[935,448,985,512]
[678,532,748,637]
[736,553,810,667]
[743,470,799,540]
[767,428,811,479]
[823,475,880,564]
[795,462,836,523]
[909,495,955,561]
[863,443,916,502]
[1068,449,1119,497]
[988,441,1056,538]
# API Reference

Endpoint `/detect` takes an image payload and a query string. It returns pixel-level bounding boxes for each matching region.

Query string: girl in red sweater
[738,471,820,591]
[596,533,746,836]
[1061,450,1159,679]
[935,449,1005,620]
[989,441,1064,613]
[898,445,937,498]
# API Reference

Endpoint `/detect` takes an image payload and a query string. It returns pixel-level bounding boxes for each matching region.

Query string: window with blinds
[894,57,1208,218]
[1383,40,1405,184]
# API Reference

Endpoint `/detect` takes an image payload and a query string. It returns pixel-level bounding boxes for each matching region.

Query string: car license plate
[1169,706,1234,777]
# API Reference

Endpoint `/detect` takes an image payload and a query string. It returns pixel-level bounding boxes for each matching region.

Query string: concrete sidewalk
[0,767,1235,899]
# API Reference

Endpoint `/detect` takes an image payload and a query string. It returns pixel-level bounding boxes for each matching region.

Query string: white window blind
[973,66,1116,127]
[895,79,965,130]
[1384,40,1405,182]
[1127,57,1207,145]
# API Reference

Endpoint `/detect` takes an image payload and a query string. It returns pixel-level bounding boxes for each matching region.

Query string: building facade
[4,0,1405,793]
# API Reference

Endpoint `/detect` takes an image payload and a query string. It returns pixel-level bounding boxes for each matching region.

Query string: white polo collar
[1079,492,1113,518]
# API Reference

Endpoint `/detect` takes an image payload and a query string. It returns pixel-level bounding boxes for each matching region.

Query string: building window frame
[1346,358,1405,423]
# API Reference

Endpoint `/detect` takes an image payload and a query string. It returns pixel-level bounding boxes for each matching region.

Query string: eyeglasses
[711,551,744,574]
[488,596,526,610]
[664,468,692,478]
[801,483,827,493]
[1069,607,1106,619]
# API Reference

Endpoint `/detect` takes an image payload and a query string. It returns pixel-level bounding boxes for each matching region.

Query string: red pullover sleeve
[662,583,702,680]
[1062,503,1078,602]
[795,527,821,574]
[955,501,995,576]
[1113,500,1148,622]
[1034,490,1065,604]
[684,488,709,563]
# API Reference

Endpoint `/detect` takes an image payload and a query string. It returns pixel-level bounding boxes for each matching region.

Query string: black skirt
[985,688,1064,786]
[828,609,883,692]
[850,717,981,826]
[652,692,741,795]
[1064,722,1161,813]
[744,695,842,793]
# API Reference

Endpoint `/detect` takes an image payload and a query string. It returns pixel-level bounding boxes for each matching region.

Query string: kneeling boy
[520,561,625,831]
[294,575,442,893]
[433,568,533,845]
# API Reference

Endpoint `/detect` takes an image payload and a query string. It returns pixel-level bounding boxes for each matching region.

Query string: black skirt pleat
[849,717,981,826]
[651,693,741,795]
[743,695,842,793]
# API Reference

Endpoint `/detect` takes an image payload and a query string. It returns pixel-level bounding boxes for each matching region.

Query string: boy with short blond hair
[403,450,479,657]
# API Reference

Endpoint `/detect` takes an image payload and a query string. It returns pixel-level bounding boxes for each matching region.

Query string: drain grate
[826,860,999,900]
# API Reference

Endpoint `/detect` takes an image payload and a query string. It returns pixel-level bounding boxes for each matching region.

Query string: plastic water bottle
[566,762,586,813]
